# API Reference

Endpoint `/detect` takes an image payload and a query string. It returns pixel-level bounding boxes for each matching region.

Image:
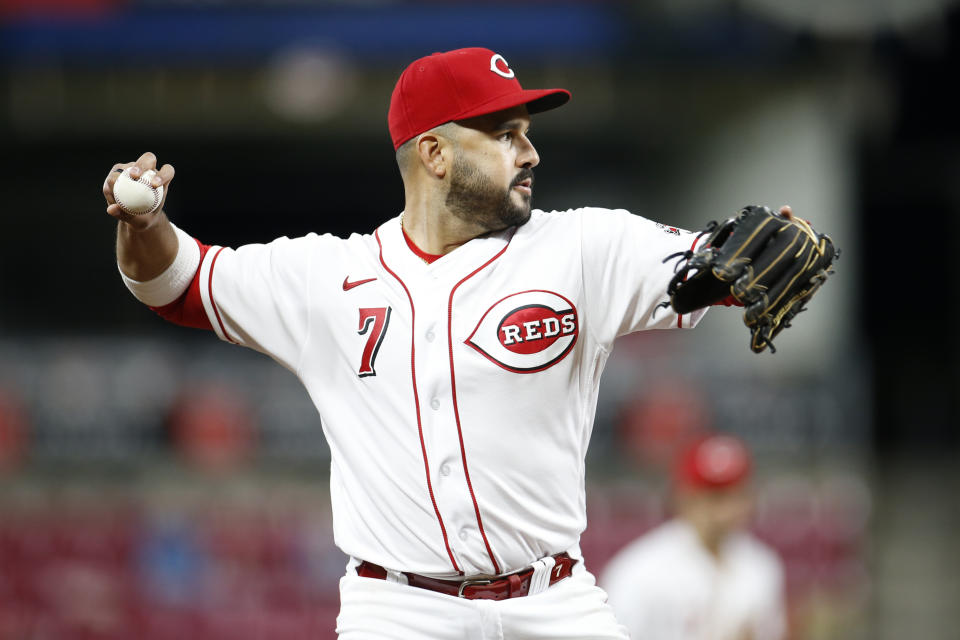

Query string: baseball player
[600,434,787,640]
[102,48,784,638]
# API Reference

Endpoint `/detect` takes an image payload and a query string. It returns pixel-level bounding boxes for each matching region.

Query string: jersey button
[426,329,436,342]
[458,528,469,541]
[430,398,441,410]
[440,463,451,476]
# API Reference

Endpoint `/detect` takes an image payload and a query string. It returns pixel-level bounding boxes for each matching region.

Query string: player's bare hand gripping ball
[103,152,175,230]
[106,152,180,283]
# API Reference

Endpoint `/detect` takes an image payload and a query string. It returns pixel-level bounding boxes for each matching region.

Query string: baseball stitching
[116,170,161,216]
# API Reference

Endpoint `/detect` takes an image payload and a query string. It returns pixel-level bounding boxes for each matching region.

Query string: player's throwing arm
[103,152,179,282]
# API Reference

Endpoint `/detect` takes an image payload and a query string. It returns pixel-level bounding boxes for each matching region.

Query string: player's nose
[517,136,540,169]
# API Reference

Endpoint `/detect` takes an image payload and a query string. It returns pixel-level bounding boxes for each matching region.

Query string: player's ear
[416,133,447,178]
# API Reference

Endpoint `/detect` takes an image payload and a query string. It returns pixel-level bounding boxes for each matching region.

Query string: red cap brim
[453,88,571,123]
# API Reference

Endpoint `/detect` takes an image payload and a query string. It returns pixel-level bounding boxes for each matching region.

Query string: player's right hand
[103,152,175,231]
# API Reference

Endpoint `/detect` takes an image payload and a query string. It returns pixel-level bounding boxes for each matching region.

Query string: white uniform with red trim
[601,519,787,640]
[123,206,706,637]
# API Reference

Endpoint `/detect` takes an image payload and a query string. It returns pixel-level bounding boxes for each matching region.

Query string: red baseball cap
[388,47,571,150]
[674,433,752,490]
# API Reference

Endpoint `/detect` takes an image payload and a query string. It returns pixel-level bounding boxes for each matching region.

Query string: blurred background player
[601,433,787,640]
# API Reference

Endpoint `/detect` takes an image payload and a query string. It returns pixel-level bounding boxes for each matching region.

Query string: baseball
[113,168,163,216]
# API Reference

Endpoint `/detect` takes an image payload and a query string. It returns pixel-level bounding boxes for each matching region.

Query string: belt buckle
[457,577,493,598]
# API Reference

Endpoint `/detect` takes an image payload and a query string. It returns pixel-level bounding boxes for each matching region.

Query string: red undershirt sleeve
[148,239,215,331]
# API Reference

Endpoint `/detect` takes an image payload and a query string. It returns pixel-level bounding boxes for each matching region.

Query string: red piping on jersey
[401,225,443,264]
[447,233,515,575]
[678,234,701,329]
[207,247,236,343]
[375,228,461,574]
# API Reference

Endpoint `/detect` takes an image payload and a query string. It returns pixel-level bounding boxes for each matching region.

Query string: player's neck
[699,533,724,559]
[400,220,443,264]
[400,202,488,256]
[685,517,726,560]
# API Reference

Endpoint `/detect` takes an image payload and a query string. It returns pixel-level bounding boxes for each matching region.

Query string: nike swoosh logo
[342,276,377,291]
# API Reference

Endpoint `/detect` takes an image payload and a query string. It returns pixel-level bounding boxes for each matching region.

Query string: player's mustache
[511,169,535,189]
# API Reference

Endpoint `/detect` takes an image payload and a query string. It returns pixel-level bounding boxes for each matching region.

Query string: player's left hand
[664,205,838,353]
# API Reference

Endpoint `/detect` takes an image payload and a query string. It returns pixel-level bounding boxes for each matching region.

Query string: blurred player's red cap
[389,47,571,150]
[674,433,751,490]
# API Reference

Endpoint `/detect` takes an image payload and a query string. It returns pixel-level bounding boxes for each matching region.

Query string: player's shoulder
[525,207,577,227]
[600,522,684,591]
[233,231,336,255]
[283,229,373,246]
[728,531,785,574]
[228,230,375,271]
[528,206,692,237]
[518,206,631,238]
[506,208,575,245]
[529,206,630,224]
[642,519,698,550]
[277,227,380,250]
[608,520,689,567]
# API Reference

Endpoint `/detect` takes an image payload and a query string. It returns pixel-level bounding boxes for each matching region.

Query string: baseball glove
[664,206,837,353]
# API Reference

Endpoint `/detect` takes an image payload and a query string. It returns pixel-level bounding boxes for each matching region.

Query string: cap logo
[489,54,515,79]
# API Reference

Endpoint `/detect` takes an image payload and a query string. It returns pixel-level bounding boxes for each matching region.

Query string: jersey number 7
[357,307,392,377]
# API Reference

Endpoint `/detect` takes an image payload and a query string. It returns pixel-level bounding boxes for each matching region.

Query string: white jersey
[131,207,706,578]
[600,519,787,640]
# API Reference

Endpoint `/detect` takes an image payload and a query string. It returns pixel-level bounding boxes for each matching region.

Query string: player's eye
[495,128,531,144]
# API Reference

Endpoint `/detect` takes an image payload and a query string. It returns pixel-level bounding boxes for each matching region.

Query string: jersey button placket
[417,289,481,572]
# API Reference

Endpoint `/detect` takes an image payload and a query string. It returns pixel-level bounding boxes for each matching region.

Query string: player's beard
[445,157,534,232]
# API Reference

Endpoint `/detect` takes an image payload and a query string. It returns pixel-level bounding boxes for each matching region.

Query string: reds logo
[489,53,515,79]
[466,290,578,373]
